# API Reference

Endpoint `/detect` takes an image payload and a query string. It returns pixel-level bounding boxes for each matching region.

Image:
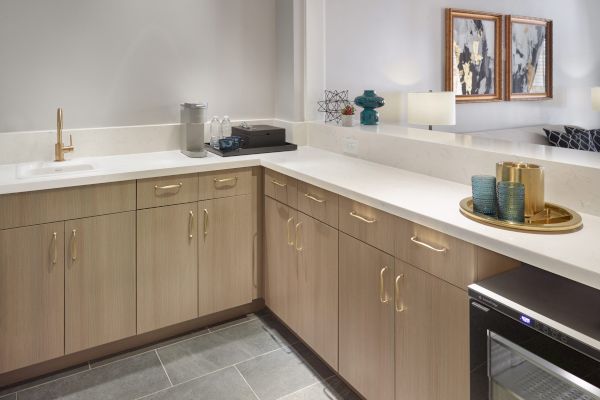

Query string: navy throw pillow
[544,129,597,152]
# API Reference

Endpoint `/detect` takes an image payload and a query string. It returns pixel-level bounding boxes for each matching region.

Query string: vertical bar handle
[188,211,194,239]
[71,229,77,261]
[379,266,390,303]
[52,232,57,264]
[295,222,303,251]
[286,217,294,246]
[395,274,406,312]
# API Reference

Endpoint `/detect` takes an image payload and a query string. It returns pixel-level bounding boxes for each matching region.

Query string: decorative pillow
[544,129,598,152]
[563,125,586,135]
[571,128,600,152]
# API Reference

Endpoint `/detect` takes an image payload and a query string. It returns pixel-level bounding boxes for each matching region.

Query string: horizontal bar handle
[271,179,287,188]
[349,211,376,224]
[154,182,183,192]
[304,193,325,203]
[214,176,238,184]
[410,236,447,253]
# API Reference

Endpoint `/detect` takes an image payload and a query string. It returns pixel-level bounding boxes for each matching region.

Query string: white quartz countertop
[1,146,599,290]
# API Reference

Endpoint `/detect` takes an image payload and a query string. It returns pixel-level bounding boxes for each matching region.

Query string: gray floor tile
[90,328,209,368]
[157,315,296,385]
[237,343,335,400]
[279,376,360,400]
[18,351,170,400]
[0,394,16,400]
[0,363,89,397]
[208,313,261,332]
[142,367,256,400]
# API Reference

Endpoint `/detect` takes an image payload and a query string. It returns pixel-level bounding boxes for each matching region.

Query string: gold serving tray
[459,197,583,233]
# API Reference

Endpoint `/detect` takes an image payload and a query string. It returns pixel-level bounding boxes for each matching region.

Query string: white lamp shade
[407,92,456,127]
[593,87,600,112]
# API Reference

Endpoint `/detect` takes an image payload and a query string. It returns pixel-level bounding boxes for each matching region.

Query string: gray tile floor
[0,312,360,400]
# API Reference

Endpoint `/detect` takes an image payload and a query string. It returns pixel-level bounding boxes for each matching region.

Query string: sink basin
[16,160,96,179]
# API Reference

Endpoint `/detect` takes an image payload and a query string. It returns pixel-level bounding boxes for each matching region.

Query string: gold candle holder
[496,162,545,218]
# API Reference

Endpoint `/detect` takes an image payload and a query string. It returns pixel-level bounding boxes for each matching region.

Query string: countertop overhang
[1,146,599,291]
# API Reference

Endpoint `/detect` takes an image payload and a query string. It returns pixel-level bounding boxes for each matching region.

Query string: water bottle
[210,116,222,149]
[221,116,232,138]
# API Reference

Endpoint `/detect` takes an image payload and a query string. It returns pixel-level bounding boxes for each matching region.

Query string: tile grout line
[154,350,173,387]
[275,380,320,400]
[234,365,261,400]
[207,314,262,333]
[10,364,94,397]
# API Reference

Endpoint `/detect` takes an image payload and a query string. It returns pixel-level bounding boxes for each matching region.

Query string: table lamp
[593,87,600,111]
[407,91,456,130]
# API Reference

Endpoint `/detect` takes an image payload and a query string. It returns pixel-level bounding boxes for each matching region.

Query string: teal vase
[354,90,385,125]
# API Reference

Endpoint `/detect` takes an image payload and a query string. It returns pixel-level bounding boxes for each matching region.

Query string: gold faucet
[55,108,74,162]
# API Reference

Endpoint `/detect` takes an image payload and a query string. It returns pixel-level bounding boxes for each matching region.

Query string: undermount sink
[16,160,96,179]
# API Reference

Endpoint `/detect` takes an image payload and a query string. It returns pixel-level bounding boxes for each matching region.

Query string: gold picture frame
[505,15,553,101]
[445,9,503,103]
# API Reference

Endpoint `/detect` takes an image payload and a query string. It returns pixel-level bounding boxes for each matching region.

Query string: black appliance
[231,124,286,148]
[469,264,600,399]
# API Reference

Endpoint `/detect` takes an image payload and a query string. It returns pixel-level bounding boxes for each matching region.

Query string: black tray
[205,142,297,157]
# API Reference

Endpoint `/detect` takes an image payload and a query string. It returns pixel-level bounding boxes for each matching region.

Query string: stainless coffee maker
[181,102,207,158]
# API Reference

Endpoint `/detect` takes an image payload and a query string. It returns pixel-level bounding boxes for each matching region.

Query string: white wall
[325,0,600,132]
[0,0,276,133]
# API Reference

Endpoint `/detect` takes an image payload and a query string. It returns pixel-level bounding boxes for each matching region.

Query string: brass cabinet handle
[203,209,209,237]
[379,266,390,303]
[304,193,325,203]
[154,182,183,193]
[271,179,287,188]
[71,229,77,261]
[214,176,238,184]
[349,210,376,224]
[410,236,447,253]
[286,217,294,246]
[188,211,194,239]
[295,222,303,251]
[395,274,406,312]
[52,232,57,264]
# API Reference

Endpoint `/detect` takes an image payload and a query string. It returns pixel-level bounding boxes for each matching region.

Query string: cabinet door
[137,203,198,333]
[0,223,64,373]
[198,195,253,316]
[264,196,299,331]
[65,212,136,353]
[395,260,469,400]
[339,233,395,400]
[297,212,338,369]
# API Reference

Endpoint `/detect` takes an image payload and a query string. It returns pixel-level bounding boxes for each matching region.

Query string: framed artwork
[506,16,553,100]
[445,9,503,103]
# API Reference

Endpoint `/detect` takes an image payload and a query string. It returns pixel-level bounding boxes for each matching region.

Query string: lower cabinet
[0,223,65,374]
[339,233,395,400]
[199,195,253,316]
[137,203,199,333]
[264,196,300,331]
[65,212,136,354]
[296,212,339,369]
[395,260,469,400]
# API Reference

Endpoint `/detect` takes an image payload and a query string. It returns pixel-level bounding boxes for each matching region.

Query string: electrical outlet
[342,137,359,155]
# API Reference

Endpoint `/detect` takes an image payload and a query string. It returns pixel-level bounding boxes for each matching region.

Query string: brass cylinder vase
[496,162,545,218]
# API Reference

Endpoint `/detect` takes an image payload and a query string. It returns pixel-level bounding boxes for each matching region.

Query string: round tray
[459,197,583,233]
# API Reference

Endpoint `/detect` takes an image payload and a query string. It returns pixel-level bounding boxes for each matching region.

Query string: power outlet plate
[342,137,359,155]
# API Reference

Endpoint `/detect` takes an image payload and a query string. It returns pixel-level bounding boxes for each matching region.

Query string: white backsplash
[306,122,600,217]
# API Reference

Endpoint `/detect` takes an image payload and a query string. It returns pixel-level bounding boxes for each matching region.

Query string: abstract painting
[445,9,502,102]
[506,16,553,100]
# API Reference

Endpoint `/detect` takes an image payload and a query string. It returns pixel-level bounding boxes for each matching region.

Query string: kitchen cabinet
[137,202,199,333]
[264,196,300,331]
[65,212,136,354]
[199,195,253,316]
[0,223,65,374]
[296,212,339,369]
[395,260,469,400]
[339,233,395,400]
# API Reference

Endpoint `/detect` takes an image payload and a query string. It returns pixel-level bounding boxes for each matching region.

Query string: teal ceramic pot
[354,90,385,125]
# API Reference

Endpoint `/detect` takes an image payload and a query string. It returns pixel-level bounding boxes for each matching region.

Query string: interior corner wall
[0,0,277,133]
[324,0,600,132]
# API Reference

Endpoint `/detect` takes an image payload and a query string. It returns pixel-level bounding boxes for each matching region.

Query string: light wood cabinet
[137,203,199,333]
[296,212,339,369]
[395,260,469,400]
[264,196,300,331]
[137,174,199,209]
[339,233,395,400]
[297,182,338,228]
[65,212,136,354]
[264,169,298,208]
[0,223,65,374]
[199,195,253,316]
[199,168,252,200]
